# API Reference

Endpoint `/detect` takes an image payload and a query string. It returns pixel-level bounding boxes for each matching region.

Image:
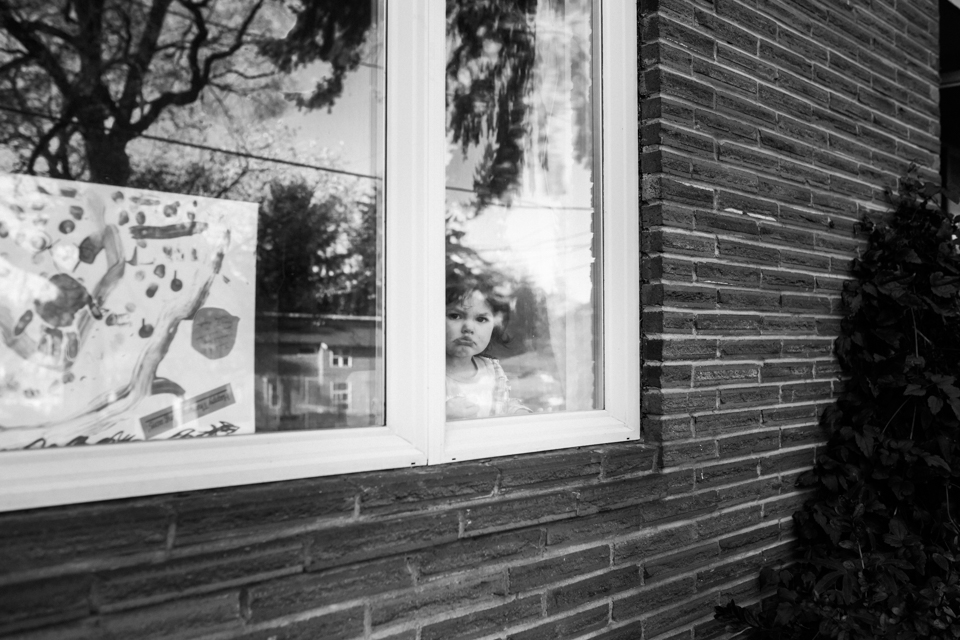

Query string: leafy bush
[716,174,960,639]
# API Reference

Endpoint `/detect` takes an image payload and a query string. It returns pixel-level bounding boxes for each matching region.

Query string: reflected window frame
[0,0,639,512]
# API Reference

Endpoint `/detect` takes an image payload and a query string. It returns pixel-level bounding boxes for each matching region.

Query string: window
[330,351,353,368]
[331,382,352,411]
[0,0,638,511]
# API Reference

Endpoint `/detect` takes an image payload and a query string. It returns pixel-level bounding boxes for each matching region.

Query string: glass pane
[445,0,598,421]
[0,1,383,448]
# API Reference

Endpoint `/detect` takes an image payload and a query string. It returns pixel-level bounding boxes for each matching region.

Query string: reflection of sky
[284,62,381,177]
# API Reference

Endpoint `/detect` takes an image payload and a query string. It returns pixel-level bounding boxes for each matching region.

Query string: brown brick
[760,224,816,249]
[779,424,823,448]
[307,511,459,570]
[761,362,813,383]
[782,339,833,357]
[717,289,780,312]
[697,551,763,590]
[613,575,697,621]
[717,476,781,509]
[644,310,696,334]
[645,363,692,389]
[355,465,497,513]
[646,338,718,361]
[546,507,643,548]
[97,540,302,611]
[421,597,541,640]
[643,543,718,583]
[648,69,716,107]
[662,440,718,467]
[759,448,816,476]
[646,390,716,415]
[781,381,834,403]
[509,546,609,594]
[718,339,781,359]
[237,608,366,640]
[464,493,578,536]
[248,556,410,622]
[695,109,758,142]
[417,529,542,578]
[716,191,778,219]
[694,411,762,438]
[600,445,660,478]
[762,315,818,334]
[100,591,242,640]
[0,575,92,635]
[717,430,779,459]
[371,575,505,628]
[718,522,780,554]
[695,9,757,53]
[546,566,640,614]
[693,363,760,387]
[696,459,759,489]
[506,606,609,640]
[761,270,816,291]
[691,159,760,192]
[693,60,758,96]
[780,293,831,313]
[614,524,697,564]
[579,472,690,514]
[716,0,777,36]
[0,503,170,575]
[696,263,761,287]
[763,405,818,426]
[641,491,719,527]
[173,478,355,544]
[695,314,762,335]
[497,450,601,491]
[646,15,716,57]
[697,505,763,540]
[718,385,781,409]
[718,142,779,172]
[716,239,778,265]
[695,209,760,236]
[717,43,778,81]
[644,593,716,638]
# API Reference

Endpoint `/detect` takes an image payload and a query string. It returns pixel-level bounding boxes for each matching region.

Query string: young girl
[445,272,530,421]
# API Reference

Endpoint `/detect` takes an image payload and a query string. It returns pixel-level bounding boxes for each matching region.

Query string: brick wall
[0,1,941,639]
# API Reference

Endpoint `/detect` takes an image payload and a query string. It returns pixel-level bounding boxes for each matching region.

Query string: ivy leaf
[929,395,944,415]
[884,519,908,547]
[921,453,950,471]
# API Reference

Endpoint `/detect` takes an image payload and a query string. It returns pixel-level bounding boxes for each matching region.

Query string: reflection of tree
[0,0,376,186]
[256,179,378,316]
[446,0,593,209]
[447,0,538,208]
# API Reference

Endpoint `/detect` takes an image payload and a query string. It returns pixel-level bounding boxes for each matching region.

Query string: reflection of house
[255,313,381,430]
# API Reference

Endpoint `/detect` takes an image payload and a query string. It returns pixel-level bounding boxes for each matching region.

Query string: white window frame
[0,0,639,512]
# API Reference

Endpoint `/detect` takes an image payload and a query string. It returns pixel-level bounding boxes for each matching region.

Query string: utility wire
[0,104,594,210]
[0,103,380,181]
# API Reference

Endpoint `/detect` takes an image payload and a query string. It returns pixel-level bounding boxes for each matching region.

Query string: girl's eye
[476,316,489,323]
[446,312,461,320]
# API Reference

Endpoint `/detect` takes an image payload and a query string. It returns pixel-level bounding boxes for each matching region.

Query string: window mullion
[384,0,446,456]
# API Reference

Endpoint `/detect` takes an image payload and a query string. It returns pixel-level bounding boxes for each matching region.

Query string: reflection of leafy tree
[0,0,376,186]
[258,1,375,111]
[447,0,538,207]
[256,179,377,316]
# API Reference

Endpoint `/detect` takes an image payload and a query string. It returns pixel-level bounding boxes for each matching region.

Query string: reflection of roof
[276,355,318,377]
[256,313,379,348]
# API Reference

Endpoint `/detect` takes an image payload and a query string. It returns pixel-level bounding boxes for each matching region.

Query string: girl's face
[445,290,500,361]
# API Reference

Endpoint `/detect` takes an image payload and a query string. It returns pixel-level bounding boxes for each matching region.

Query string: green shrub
[716,174,960,639]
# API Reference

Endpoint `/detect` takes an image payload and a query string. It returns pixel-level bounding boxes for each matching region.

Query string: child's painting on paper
[0,174,257,449]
